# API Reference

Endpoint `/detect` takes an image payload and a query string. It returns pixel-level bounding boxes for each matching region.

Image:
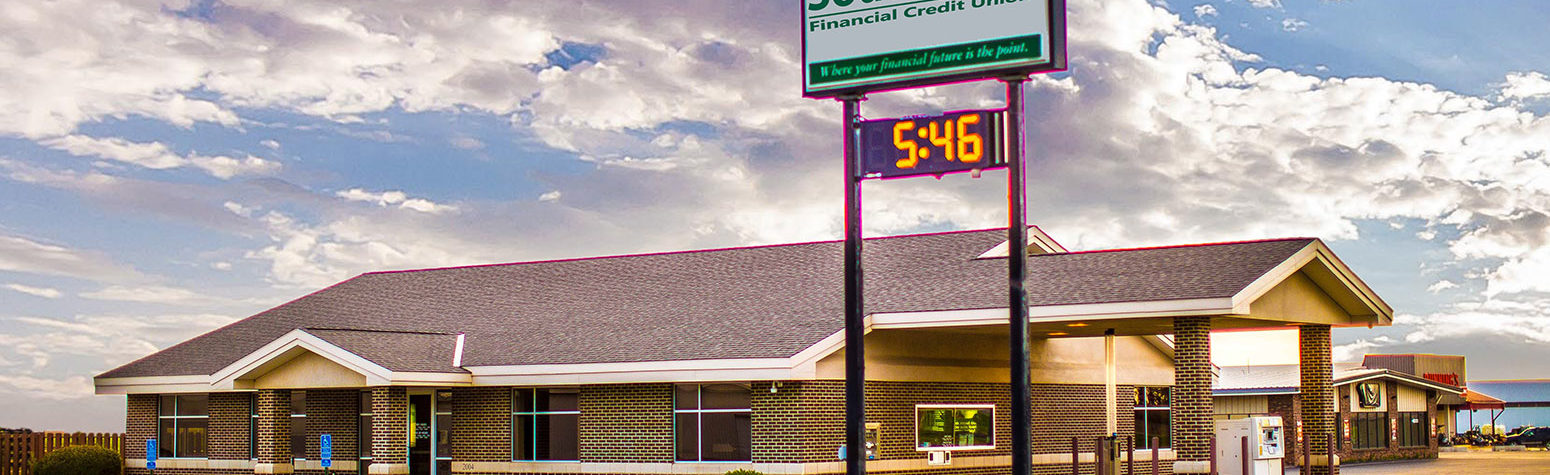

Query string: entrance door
[409,395,432,475]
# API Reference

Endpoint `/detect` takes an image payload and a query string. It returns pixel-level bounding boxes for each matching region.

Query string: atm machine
[1215,416,1285,475]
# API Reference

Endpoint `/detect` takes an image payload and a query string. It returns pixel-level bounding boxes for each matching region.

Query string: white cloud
[335,188,459,214]
[41,134,280,178]
[260,139,282,150]
[538,190,562,202]
[0,374,94,400]
[80,284,223,306]
[4,283,61,299]
[450,136,486,150]
[1247,0,1281,8]
[0,233,138,281]
[1281,18,1308,32]
[1332,336,1395,363]
[1396,300,1550,344]
[1500,71,1550,100]
[0,313,238,371]
[1426,280,1458,293]
[1194,4,1218,17]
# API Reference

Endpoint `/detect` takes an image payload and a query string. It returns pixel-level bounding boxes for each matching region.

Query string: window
[1134,387,1170,449]
[1351,412,1385,449]
[915,405,994,451]
[359,391,373,475]
[250,395,259,460]
[1397,412,1426,448]
[512,388,579,461]
[435,391,452,474]
[674,384,751,462]
[291,391,307,460]
[159,395,209,458]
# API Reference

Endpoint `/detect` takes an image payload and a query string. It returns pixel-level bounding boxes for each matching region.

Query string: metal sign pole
[841,93,867,475]
[1003,76,1031,475]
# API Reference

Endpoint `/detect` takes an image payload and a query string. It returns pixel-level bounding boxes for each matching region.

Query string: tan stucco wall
[814,330,1174,385]
[1248,271,1350,325]
[250,351,367,389]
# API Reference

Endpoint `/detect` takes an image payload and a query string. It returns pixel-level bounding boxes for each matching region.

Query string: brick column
[125,394,157,475]
[1300,325,1338,475]
[369,387,408,474]
[256,389,293,474]
[1171,316,1214,473]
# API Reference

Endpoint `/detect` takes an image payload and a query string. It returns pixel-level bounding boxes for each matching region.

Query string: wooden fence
[0,432,123,475]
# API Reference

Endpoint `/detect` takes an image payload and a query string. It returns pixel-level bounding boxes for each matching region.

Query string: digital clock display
[859,109,1007,179]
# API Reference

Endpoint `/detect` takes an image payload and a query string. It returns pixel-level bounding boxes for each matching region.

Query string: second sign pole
[1004,75,1032,475]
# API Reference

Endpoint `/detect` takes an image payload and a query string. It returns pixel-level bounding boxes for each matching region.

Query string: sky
[1,0,1548,432]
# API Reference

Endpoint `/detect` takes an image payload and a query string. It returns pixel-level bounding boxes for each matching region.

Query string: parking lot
[1285,450,1550,474]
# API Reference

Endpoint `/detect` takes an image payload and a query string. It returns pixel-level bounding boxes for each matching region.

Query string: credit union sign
[801,0,1065,97]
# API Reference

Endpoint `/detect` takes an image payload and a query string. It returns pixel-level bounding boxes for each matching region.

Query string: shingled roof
[100,229,1321,379]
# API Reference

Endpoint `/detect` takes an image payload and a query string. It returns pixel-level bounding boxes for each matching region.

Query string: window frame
[673,383,752,463]
[291,391,307,461]
[434,390,453,473]
[250,395,259,460]
[510,388,581,462]
[359,391,374,475]
[1396,411,1427,448]
[1351,412,1386,450]
[158,394,211,460]
[914,404,997,452]
[1133,386,1171,449]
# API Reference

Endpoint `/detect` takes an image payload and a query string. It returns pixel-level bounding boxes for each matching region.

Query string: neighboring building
[1213,363,1462,463]
[1463,380,1550,432]
[96,228,1394,475]
[1358,354,1468,438]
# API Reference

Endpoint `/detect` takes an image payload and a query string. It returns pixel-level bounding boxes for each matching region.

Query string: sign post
[803,2,1064,475]
[841,92,867,475]
[1002,76,1031,475]
[320,434,333,473]
[146,439,157,471]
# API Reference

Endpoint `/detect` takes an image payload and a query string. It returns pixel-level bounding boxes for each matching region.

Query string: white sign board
[802,0,1065,97]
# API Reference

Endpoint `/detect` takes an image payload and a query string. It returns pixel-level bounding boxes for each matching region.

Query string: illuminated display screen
[859,109,1006,179]
[916,405,995,451]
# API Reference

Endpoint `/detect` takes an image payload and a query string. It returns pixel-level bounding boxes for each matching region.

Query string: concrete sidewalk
[1283,450,1550,474]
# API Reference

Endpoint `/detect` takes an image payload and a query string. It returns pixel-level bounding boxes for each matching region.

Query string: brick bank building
[96,228,1394,475]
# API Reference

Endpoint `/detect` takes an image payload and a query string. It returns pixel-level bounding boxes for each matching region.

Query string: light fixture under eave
[1048,331,1068,336]
[1067,322,1088,327]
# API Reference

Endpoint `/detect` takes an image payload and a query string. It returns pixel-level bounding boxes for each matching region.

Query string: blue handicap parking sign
[146,439,157,470]
[320,434,332,468]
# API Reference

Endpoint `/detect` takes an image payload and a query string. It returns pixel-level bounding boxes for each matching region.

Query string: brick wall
[209,393,253,460]
[750,380,1135,467]
[121,380,1165,475]
[1032,383,1137,455]
[751,380,842,463]
[371,387,409,466]
[451,387,512,462]
[1267,394,1301,462]
[302,389,359,461]
[1299,325,1336,475]
[126,394,157,460]
[1171,316,1213,462]
[257,389,292,464]
[578,383,673,463]
[868,381,1013,460]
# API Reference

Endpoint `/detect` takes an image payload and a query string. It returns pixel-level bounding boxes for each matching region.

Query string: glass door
[409,395,431,475]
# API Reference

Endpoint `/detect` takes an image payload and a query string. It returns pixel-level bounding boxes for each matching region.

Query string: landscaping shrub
[31,445,121,475]
[724,469,764,475]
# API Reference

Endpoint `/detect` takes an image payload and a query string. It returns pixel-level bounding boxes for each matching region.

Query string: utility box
[1215,416,1284,475]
